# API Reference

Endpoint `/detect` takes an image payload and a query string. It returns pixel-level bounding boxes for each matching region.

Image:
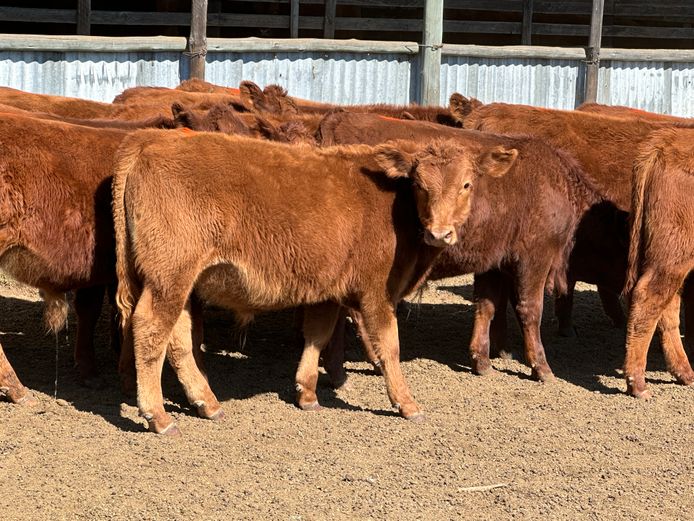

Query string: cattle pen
[0,2,693,521]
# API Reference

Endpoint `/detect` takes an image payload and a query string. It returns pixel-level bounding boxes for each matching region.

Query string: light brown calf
[624,128,694,398]
[112,131,517,434]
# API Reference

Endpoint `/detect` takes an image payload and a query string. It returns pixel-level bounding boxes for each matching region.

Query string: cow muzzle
[424,227,457,247]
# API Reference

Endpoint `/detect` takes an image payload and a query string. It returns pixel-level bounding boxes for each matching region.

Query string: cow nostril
[444,230,453,240]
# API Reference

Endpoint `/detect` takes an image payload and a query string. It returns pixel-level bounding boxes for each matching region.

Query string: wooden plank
[77,0,91,35]
[0,7,75,24]
[0,34,187,52]
[584,0,605,104]
[206,37,420,54]
[90,11,190,26]
[442,44,586,60]
[290,0,300,38]
[324,0,337,39]
[187,0,208,80]
[421,0,443,105]
[522,0,533,45]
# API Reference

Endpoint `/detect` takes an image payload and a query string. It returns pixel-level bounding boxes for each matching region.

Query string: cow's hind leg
[166,300,222,421]
[598,285,626,329]
[554,279,576,338]
[624,268,688,399]
[296,302,341,410]
[360,298,421,420]
[0,343,35,405]
[320,306,350,389]
[657,293,694,386]
[514,263,554,382]
[469,271,506,375]
[132,285,190,435]
[73,285,106,386]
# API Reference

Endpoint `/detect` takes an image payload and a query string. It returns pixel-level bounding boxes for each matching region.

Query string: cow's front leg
[0,343,35,405]
[360,298,422,420]
[470,271,506,375]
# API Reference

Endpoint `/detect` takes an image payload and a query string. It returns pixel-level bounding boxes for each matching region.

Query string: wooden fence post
[324,0,336,39]
[290,0,300,38]
[420,0,443,105]
[584,0,605,103]
[187,0,208,80]
[77,0,91,35]
[521,0,533,45]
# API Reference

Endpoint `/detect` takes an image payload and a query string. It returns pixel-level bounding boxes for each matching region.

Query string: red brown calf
[0,114,132,403]
[318,111,601,382]
[112,131,517,434]
[625,127,694,398]
[449,95,694,393]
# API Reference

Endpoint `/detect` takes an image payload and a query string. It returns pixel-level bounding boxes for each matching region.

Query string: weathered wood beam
[187,0,208,80]
[420,0,443,105]
[290,0,300,38]
[77,0,91,35]
[324,0,337,39]
[522,0,533,45]
[584,0,604,103]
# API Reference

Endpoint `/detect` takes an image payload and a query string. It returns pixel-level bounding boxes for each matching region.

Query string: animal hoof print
[299,401,322,411]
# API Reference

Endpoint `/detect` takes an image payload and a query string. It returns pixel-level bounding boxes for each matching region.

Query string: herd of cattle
[0,79,691,434]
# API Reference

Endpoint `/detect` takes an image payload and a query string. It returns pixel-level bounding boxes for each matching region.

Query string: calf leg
[132,285,191,435]
[514,264,554,382]
[73,285,106,384]
[295,302,341,410]
[657,293,694,386]
[597,285,626,329]
[469,271,506,375]
[554,280,576,337]
[320,306,349,389]
[166,301,222,420]
[360,299,421,420]
[624,268,687,399]
[488,281,509,359]
[0,344,35,405]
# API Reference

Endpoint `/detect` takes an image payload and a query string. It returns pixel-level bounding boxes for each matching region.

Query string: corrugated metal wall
[1,37,694,116]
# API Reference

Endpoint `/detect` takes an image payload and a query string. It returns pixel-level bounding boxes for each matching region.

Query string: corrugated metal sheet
[441,55,584,109]
[206,51,416,105]
[0,50,183,102]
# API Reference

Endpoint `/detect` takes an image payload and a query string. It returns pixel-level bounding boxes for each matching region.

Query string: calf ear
[239,81,264,108]
[375,145,417,178]
[477,146,518,178]
[449,93,482,120]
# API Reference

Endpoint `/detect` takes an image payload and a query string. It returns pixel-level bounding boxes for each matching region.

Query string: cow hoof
[299,401,322,411]
[404,411,426,423]
[532,367,555,383]
[195,401,225,421]
[630,388,652,400]
[370,361,383,375]
[472,360,495,376]
[329,373,350,391]
[674,370,694,386]
[155,422,182,436]
[334,378,353,392]
[14,392,39,407]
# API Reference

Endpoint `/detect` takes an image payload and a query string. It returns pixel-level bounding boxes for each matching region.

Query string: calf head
[172,102,252,136]
[449,93,484,124]
[239,81,299,115]
[375,139,517,247]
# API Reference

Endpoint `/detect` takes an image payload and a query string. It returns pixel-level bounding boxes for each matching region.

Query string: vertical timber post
[521,0,533,45]
[584,0,605,103]
[187,0,208,81]
[77,0,91,35]
[420,0,443,105]
[324,0,336,39]
[290,0,300,38]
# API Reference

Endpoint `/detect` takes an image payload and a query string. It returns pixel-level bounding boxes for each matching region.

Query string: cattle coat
[112,130,517,434]
[318,111,602,381]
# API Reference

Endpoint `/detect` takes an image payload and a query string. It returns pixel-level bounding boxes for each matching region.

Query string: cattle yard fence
[2,34,694,116]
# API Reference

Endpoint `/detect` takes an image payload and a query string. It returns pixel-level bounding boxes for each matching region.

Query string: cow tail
[112,137,143,331]
[625,141,662,294]
[41,290,69,333]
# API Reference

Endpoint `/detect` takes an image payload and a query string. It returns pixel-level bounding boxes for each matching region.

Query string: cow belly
[194,262,343,314]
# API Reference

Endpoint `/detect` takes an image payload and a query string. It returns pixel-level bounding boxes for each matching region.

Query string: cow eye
[463,182,471,190]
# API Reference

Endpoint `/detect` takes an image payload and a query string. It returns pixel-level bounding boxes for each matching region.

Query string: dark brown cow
[318,111,602,382]
[624,128,694,398]
[449,95,694,394]
[171,102,317,144]
[0,114,141,404]
[112,131,517,434]
[238,80,459,125]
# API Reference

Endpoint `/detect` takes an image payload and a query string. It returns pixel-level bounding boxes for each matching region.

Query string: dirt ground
[0,272,692,520]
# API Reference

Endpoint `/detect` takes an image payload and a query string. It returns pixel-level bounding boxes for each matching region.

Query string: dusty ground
[0,273,692,520]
